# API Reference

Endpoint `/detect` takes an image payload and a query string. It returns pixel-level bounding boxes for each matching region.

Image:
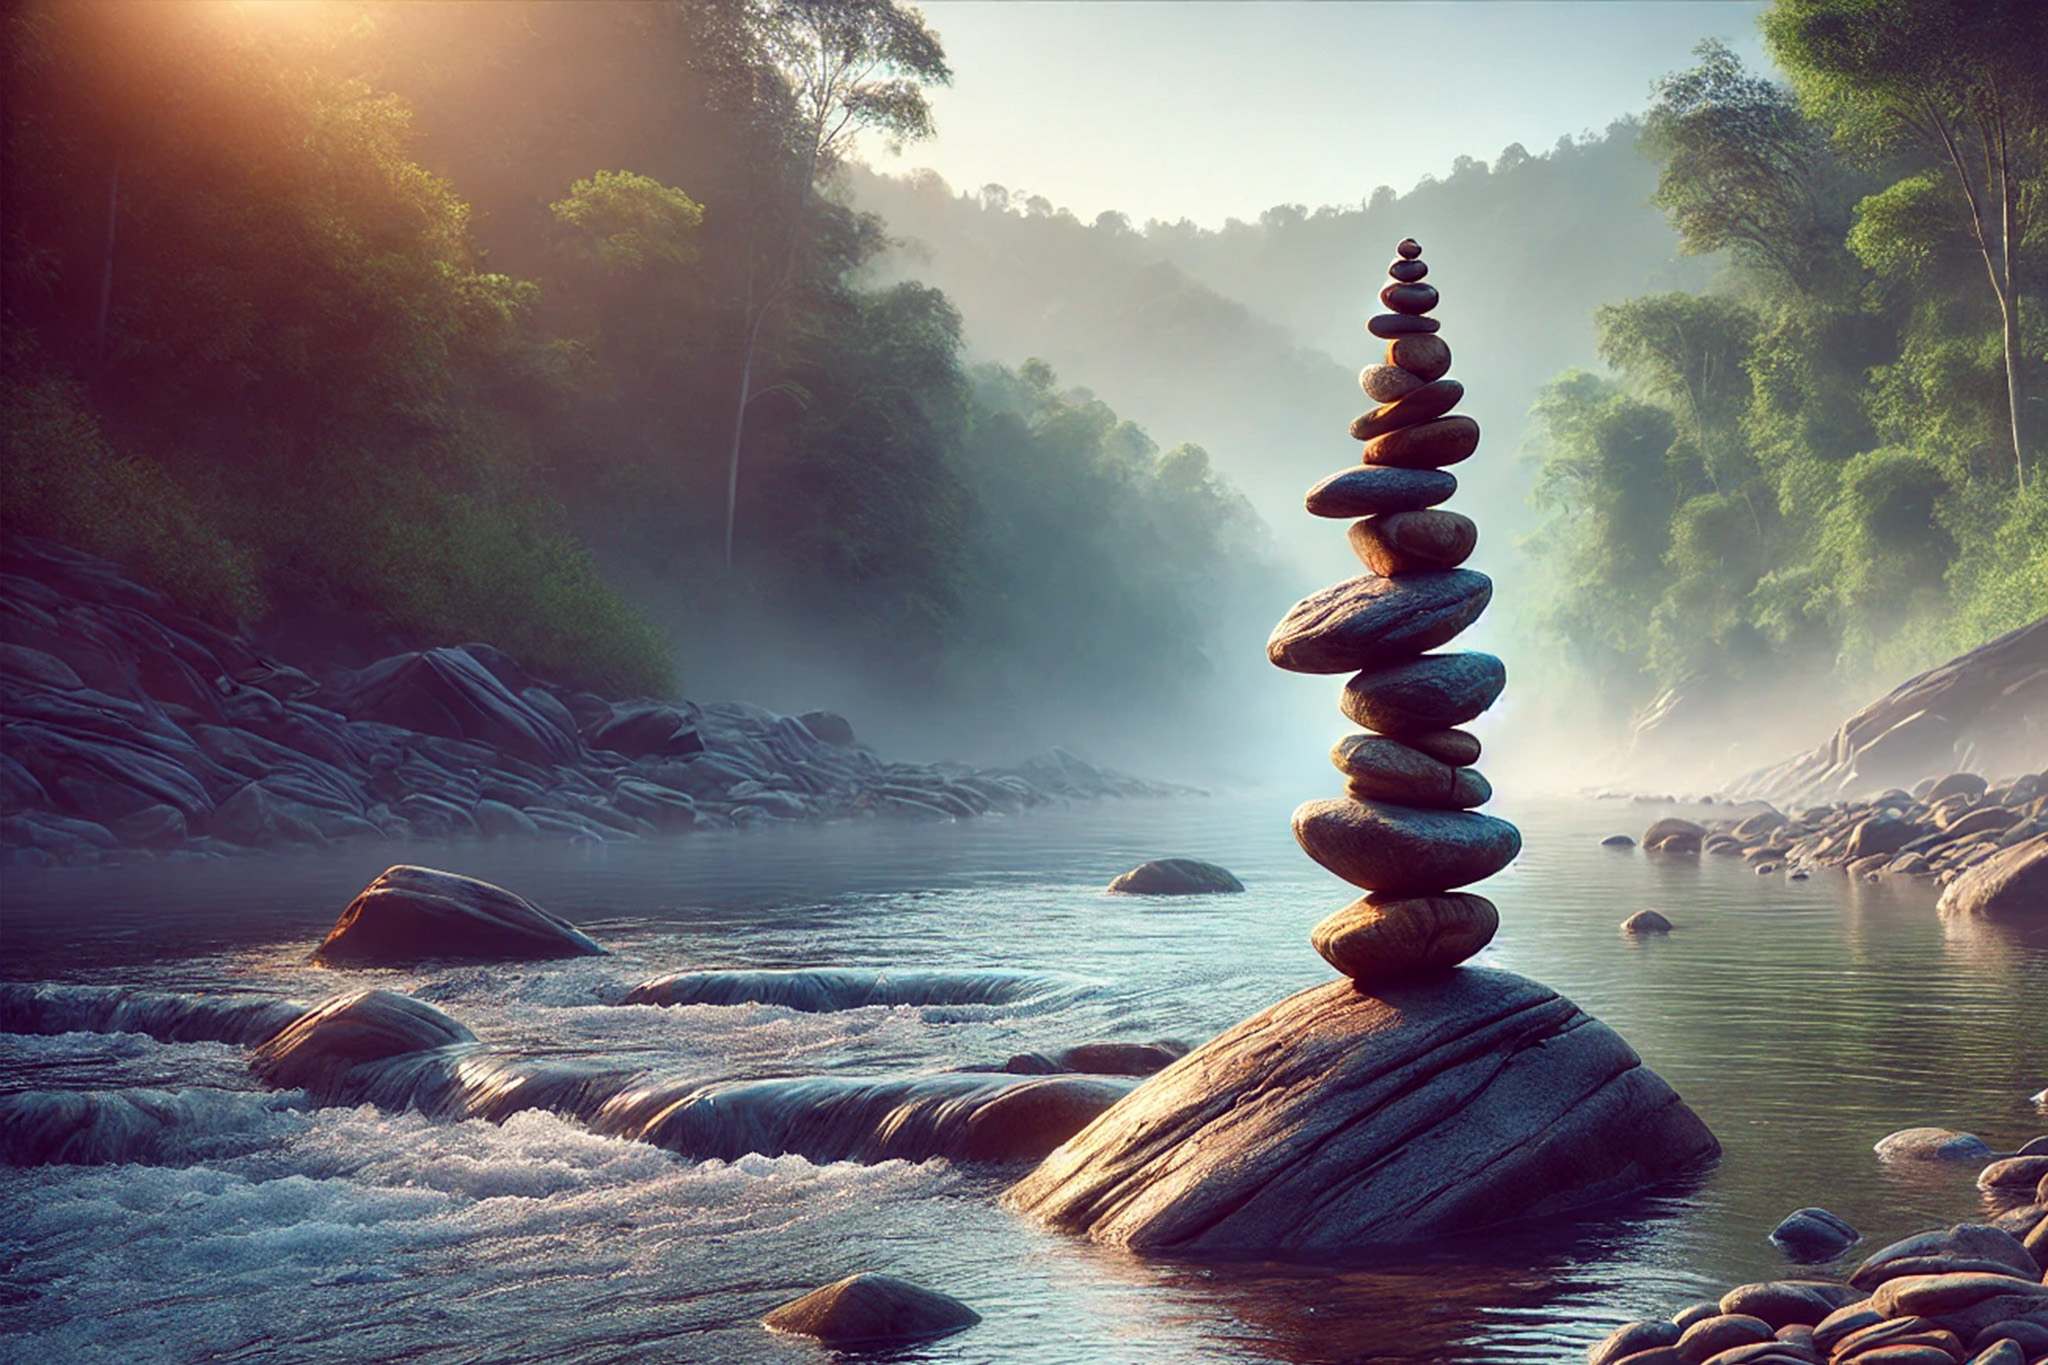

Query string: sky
[877,1,1772,228]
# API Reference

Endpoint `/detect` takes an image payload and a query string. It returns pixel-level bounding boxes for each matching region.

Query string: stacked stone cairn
[1268,238,1522,985]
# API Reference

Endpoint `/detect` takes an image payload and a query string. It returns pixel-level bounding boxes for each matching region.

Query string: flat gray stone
[1304,466,1456,519]
[1268,572,1492,674]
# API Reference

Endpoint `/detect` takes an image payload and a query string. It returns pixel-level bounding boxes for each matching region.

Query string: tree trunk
[1994,112,2026,490]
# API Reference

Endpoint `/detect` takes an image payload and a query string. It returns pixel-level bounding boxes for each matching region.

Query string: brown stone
[1341,650,1506,734]
[1291,796,1520,894]
[1395,237,1422,259]
[1332,733,1488,808]
[1267,571,1492,674]
[1379,281,1439,315]
[1305,466,1458,518]
[1388,333,1451,381]
[1389,258,1427,282]
[1349,510,1478,574]
[1345,769,1489,810]
[1363,415,1481,469]
[1350,379,1464,441]
[1311,892,1498,982]
[1408,728,1481,765]
[1360,363,1425,403]
[1368,312,1440,338]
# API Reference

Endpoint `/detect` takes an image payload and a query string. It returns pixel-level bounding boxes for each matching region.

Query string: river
[2,791,2043,1364]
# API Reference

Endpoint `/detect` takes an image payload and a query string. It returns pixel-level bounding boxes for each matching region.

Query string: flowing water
[2,792,2044,1364]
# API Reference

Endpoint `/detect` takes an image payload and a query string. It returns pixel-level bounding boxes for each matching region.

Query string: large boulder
[313,865,607,965]
[1004,967,1717,1253]
[1938,836,2048,919]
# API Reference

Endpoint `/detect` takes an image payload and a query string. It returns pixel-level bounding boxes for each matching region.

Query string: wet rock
[313,865,607,965]
[1292,797,1520,894]
[1348,509,1479,575]
[1267,571,1492,674]
[1003,1041,1188,1077]
[1004,968,1719,1253]
[1340,651,1506,734]
[1106,857,1244,895]
[1305,464,1460,518]
[762,1273,979,1348]
[1849,814,1919,860]
[1875,1129,1996,1163]
[1360,363,1426,402]
[1331,734,1488,809]
[1867,1271,2048,1319]
[1645,818,1709,852]
[1675,1313,1775,1362]
[1813,1304,1884,1353]
[1979,1156,2048,1193]
[1350,379,1463,441]
[1388,333,1451,381]
[1965,1338,2026,1365]
[624,967,1056,1013]
[1362,415,1482,469]
[1772,1207,1860,1261]
[1367,312,1440,338]
[1591,1321,1684,1365]
[1718,1282,1844,1329]
[1937,836,2048,919]
[1604,834,1638,848]
[1971,1322,2048,1357]
[1310,892,1497,982]
[1928,773,1991,803]
[249,989,476,1095]
[1674,1303,1726,1331]
[1622,910,1673,935]
[1829,1317,1964,1360]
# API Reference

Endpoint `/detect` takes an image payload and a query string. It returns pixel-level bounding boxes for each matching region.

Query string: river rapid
[2,791,2044,1365]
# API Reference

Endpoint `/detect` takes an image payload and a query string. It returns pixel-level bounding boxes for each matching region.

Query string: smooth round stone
[1396,237,1422,259]
[1311,892,1498,983]
[1305,466,1457,518]
[1407,728,1481,765]
[1332,734,1488,808]
[1267,572,1492,674]
[1360,363,1425,403]
[1291,797,1521,895]
[1340,651,1506,733]
[1388,333,1451,382]
[1622,909,1673,934]
[1363,415,1482,469]
[1349,510,1478,575]
[1379,281,1439,315]
[1367,312,1441,338]
[1388,258,1428,283]
[1349,379,1464,442]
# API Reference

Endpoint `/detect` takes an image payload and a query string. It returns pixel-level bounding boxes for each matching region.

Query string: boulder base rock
[313,865,608,965]
[762,1273,980,1347]
[1938,836,2048,919]
[1004,968,1719,1253]
[1107,858,1245,896]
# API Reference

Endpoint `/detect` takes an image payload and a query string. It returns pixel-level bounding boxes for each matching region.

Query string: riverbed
[2,792,2044,1364]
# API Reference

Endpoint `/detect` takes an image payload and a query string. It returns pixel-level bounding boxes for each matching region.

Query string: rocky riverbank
[0,537,1185,868]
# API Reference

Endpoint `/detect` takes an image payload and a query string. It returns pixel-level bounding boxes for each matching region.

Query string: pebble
[1305,465,1457,518]
[1266,571,1493,674]
[1331,734,1488,809]
[1622,909,1673,934]
[1388,333,1451,381]
[1389,258,1428,282]
[1362,415,1482,469]
[1396,237,1422,259]
[1339,651,1506,733]
[1310,891,1498,982]
[1407,728,1482,765]
[1291,796,1521,895]
[1350,378,1465,441]
[1379,280,1440,314]
[1367,312,1441,338]
[1360,363,1426,402]
[1348,509,1478,574]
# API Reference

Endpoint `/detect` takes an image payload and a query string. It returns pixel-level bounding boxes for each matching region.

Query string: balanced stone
[1291,797,1520,894]
[1349,378,1464,441]
[1388,333,1451,381]
[1305,466,1456,518]
[1267,571,1492,673]
[1363,414,1482,469]
[1360,363,1425,402]
[1310,892,1497,982]
[1368,312,1440,338]
[1407,727,1481,765]
[1340,651,1506,733]
[1349,510,1478,574]
[1389,258,1427,282]
[1379,281,1439,314]
[1331,733,1488,808]
[1396,237,1422,259]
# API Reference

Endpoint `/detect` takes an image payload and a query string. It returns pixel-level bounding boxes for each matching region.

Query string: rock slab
[1004,967,1719,1253]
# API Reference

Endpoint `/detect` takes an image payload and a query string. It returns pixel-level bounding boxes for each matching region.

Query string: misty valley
[2,3,2044,1365]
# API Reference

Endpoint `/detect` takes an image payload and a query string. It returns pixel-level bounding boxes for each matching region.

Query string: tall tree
[1764,0,2047,488]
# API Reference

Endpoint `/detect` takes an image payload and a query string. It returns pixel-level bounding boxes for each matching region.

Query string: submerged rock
[313,865,607,965]
[1771,1207,1860,1262]
[1106,858,1245,895]
[1621,910,1673,935]
[763,1273,980,1348]
[249,989,475,1096]
[622,967,1061,1013]
[1002,1041,1189,1077]
[1004,967,1718,1253]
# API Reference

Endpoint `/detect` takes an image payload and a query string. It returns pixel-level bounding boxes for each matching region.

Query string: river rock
[1622,910,1674,935]
[1719,1282,1846,1328]
[1973,1322,2048,1356]
[1851,1225,2041,1289]
[1293,797,1520,895]
[1305,465,1458,518]
[1003,1041,1188,1077]
[321,646,579,767]
[1267,571,1492,674]
[1409,727,1482,765]
[1937,836,2048,919]
[249,988,476,1094]
[1362,415,1482,469]
[1004,967,1718,1252]
[1349,510,1479,575]
[1928,773,1991,803]
[1868,1271,2048,1319]
[1379,280,1440,315]
[1605,834,1638,848]
[1389,333,1451,381]
[1389,256,1427,282]
[1875,1129,1996,1163]
[1332,734,1488,809]
[1591,1320,1684,1365]
[1771,1208,1860,1261]
[585,704,703,760]
[1367,312,1440,338]
[762,1273,980,1347]
[1340,651,1506,734]
[1310,892,1497,982]
[1360,363,1426,402]
[1350,379,1463,441]
[1966,1339,2026,1365]
[1644,818,1709,852]
[312,865,608,965]
[1848,814,1918,859]
[1107,858,1245,895]
[1830,1318,1965,1360]
[1980,1157,2048,1193]
[1814,1305,1885,1353]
